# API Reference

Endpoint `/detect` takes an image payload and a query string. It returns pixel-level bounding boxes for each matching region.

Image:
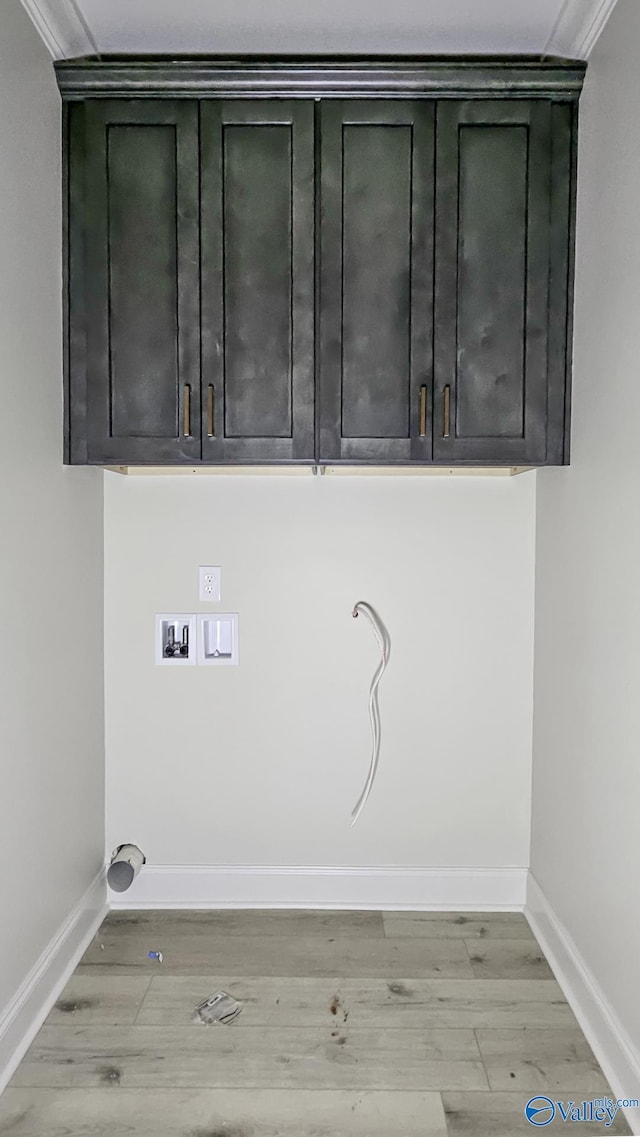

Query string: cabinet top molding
[54,55,586,101]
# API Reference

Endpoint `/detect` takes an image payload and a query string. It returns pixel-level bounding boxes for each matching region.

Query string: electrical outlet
[199,566,221,602]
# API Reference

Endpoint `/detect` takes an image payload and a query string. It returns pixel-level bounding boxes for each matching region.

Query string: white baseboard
[0,869,107,1094]
[526,872,640,1134]
[109,864,527,910]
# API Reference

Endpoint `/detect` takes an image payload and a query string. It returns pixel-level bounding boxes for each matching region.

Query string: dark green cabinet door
[82,100,200,464]
[434,101,553,465]
[200,102,314,463]
[318,101,435,463]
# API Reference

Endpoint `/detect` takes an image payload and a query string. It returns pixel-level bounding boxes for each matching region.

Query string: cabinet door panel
[84,100,200,463]
[434,101,552,465]
[201,102,314,463]
[319,101,434,463]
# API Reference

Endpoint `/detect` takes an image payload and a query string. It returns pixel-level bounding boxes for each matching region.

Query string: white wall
[531,0,640,1075]
[0,0,104,1064]
[105,473,535,897]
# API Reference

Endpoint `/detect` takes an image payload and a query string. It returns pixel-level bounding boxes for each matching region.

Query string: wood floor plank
[475,1028,610,1093]
[0,1088,449,1136]
[465,940,554,980]
[10,1025,488,1092]
[443,1091,633,1136]
[104,909,385,939]
[383,912,534,941]
[78,932,474,978]
[136,975,577,1030]
[46,975,151,1026]
[4,910,625,1137]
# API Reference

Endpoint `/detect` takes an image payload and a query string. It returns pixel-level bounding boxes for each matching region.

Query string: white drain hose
[351,602,390,825]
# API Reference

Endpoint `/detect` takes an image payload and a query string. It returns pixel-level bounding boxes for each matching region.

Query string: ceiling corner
[19,0,95,60]
[545,0,620,60]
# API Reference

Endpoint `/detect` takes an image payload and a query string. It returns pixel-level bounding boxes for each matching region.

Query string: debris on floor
[194,990,243,1025]
[147,950,163,963]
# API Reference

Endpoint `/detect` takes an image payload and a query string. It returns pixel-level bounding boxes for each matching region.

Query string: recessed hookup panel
[155,614,197,666]
[197,613,239,666]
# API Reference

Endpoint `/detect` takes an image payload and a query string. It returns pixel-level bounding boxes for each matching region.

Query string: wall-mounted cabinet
[58,57,585,468]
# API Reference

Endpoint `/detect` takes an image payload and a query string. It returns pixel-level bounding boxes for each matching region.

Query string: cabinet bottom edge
[101,464,537,477]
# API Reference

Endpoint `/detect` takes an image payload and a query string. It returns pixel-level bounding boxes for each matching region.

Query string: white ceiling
[21,0,618,61]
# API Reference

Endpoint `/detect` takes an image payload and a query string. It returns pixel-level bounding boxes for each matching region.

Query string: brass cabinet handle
[184,384,191,437]
[207,384,215,437]
[443,385,451,438]
[419,385,427,438]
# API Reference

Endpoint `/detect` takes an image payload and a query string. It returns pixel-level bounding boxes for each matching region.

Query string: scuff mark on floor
[387,981,413,997]
[187,1128,246,1137]
[98,1065,121,1086]
[55,998,98,1014]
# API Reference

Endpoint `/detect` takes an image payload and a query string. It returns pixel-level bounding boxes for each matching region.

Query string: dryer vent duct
[107,843,146,893]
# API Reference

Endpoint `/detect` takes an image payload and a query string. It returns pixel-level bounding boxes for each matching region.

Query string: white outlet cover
[199,566,221,602]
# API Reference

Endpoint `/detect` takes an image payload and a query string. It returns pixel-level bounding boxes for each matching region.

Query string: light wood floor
[0,910,631,1136]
